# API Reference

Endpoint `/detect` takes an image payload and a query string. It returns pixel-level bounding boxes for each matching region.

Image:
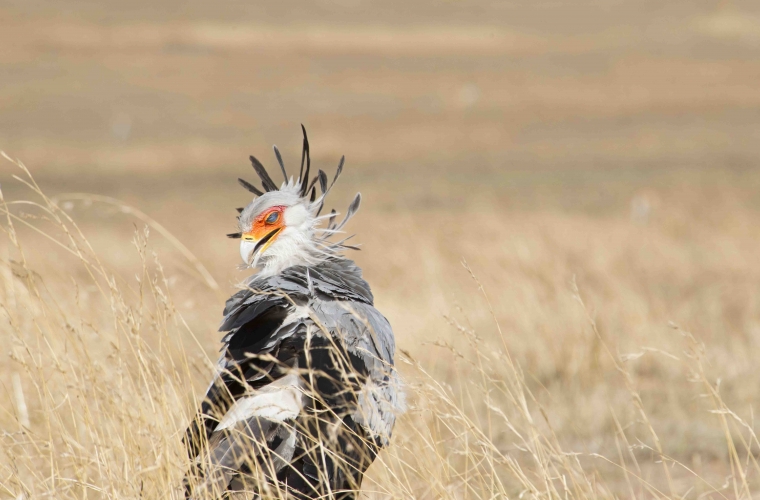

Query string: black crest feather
[333,193,361,232]
[317,169,328,194]
[272,146,288,182]
[238,178,263,196]
[299,124,311,198]
[330,156,345,193]
[307,173,320,195]
[249,155,278,192]
[232,127,359,245]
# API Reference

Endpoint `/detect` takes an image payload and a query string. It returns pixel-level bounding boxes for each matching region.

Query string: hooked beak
[240,228,282,266]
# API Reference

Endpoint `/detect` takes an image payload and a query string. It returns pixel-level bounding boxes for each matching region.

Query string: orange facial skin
[242,205,286,254]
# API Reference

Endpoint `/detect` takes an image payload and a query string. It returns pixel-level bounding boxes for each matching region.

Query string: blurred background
[5,1,760,209]
[3,0,760,282]
[3,1,760,495]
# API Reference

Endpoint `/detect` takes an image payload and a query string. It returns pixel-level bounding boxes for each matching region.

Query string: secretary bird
[184,127,402,500]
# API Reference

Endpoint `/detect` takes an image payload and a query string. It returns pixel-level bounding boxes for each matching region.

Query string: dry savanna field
[2,1,760,498]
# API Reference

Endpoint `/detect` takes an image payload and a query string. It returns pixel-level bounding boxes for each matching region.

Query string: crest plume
[272,145,288,182]
[249,155,278,192]
[237,178,263,196]
[236,125,319,200]
[299,124,311,198]
[230,126,361,253]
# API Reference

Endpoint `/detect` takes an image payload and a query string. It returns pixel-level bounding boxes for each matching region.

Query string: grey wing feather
[309,299,402,444]
[185,258,401,497]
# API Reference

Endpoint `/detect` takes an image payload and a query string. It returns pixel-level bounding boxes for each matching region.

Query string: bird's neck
[256,232,327,277]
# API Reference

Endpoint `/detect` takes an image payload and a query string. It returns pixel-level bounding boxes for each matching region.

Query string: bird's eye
[265,211,279,224]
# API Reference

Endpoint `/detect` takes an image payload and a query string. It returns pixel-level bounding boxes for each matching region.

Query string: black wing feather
[185,259,389,499]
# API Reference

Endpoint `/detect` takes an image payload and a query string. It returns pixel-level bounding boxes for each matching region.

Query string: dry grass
[1,152,760,499]
[3,3,760,497]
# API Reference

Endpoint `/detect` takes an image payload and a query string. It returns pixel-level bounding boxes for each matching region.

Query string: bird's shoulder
[220,258,374,333]
[218,257,395,370]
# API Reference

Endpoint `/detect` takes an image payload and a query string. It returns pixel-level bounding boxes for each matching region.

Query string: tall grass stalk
[0,155,757,499]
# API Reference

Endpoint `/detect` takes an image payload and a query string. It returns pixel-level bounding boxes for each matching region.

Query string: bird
[183,126,402,500]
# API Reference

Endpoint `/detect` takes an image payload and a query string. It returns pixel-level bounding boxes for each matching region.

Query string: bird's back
[184,257,400,499]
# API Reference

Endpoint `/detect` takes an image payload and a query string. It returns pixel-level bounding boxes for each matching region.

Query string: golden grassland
[3,1,760,497]
[2,153,760,499]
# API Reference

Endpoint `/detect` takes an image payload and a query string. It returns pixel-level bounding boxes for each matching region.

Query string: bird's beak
[240,228,283,266]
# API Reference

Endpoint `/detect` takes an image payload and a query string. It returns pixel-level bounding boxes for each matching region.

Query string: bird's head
[229,126,361,276]
[237,186,318,272]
